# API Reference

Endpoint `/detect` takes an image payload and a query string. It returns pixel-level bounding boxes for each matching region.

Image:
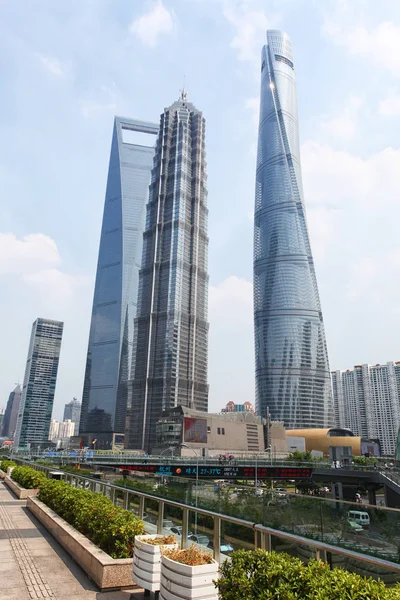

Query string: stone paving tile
[0,482,144,600]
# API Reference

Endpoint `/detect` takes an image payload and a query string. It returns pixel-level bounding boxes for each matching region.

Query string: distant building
[155,406,288,457]
[58,419,75,439]
[80,117,158,449]
[48,419,60,441]
[63,398,81,435]
[221,401,255,413]
[49,419,75,441]
[14,318,63,448]
[332,363,400,455]
[2,384,22,439]
[0,409,4,435]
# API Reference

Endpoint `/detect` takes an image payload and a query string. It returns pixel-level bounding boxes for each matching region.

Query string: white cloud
[39,55,65,76]
[323,14,400,76]
[0,233,91,307]
[301,141,400,210]
[209,275,253,322]
[81,102,117,119]
[0,233,61,275]
[130,0,175,47]
[320,95,362,141]
[208,276,255,410]
[379,92,400,116]
[222,0,279,63]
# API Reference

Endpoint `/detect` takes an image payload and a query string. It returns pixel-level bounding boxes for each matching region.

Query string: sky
[2,0,400,421]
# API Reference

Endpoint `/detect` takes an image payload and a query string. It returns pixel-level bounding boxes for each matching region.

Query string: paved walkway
[0,481,147,600]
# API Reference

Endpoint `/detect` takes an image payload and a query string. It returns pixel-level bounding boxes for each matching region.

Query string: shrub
[38,479,144,558]
[0,459,17,472]
[146,535,177,546]
[11,466,47,489]
[215,550,398,600]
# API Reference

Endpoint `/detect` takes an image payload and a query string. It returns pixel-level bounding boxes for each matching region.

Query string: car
[207,539,234,555]
[162,520,175,529]
[347,519,363,533]
[170,526,194,537]
[188,534,211,546]
[275,488,287,493]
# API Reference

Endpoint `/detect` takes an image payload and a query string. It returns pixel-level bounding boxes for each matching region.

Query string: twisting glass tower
[254,30,333,428]
[125,91,209,451]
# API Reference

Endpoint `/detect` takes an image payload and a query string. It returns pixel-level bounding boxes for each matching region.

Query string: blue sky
[2,0,400,421]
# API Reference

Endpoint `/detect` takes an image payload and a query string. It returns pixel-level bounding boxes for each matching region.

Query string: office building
[14,318,63,448]
[63,398,81,435]
[253,30,333,428]
[58,419,75,439]
[1,384,22,439]
[0,409,4,435]
[332,363,400,455]
[80,117,158,448]
[126,91,209,451]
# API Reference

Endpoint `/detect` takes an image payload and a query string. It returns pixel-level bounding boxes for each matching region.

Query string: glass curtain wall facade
[80,118,158,446]
[125,93,209,451]
[1,384,21,439]
[254,30,333,428]
[14,318,63,448]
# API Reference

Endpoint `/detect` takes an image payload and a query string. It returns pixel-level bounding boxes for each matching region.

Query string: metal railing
[16,460,400,577]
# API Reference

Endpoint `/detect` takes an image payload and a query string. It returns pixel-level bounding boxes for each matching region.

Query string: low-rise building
[154,406,287,456]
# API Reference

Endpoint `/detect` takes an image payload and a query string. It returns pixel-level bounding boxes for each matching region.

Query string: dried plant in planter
[145,535,177,546]
[162,543,213,566]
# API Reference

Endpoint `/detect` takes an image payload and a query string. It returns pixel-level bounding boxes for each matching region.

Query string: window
[217,427,221,434]
[207,426,211,433]
[222,428,225,435]
[274,54,294,69]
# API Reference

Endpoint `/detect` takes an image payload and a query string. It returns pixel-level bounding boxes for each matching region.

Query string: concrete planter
[133,535,178,592]
[0,469,6,480]
[160,554,219,600]
[7,466,15,477]
[27,497,136,591]
[5,475,39,499]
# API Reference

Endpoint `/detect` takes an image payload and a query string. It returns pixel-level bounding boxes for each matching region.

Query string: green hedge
[11,466,47,489]
[216,550,400,599]
[0,459,17,472]
[38,479,144,558]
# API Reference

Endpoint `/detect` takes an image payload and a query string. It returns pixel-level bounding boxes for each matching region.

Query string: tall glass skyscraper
[14,318,63,448]
[125,92,209,451]
[254,30,333,428]
[1,384,21,439]
[80,117,158,446]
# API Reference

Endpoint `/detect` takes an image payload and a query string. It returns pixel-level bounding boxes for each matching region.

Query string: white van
[348,510,370,527]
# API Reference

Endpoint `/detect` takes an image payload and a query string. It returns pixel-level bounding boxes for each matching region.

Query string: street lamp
[160,446,175,458]
[180,443,199,533]
[255,446,272,489]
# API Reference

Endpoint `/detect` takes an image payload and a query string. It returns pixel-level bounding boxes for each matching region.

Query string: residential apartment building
[332,362,400,455]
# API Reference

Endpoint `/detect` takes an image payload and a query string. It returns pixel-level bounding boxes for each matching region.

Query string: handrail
[253,524,400,573]
[15,459,400,574]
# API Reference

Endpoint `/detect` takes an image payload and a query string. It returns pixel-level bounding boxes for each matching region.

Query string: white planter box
[7,467,15,476]
[133,534,178,592]
[160,554,219,600]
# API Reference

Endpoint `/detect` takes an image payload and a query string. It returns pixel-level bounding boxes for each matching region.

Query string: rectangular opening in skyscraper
[121,128,156,147]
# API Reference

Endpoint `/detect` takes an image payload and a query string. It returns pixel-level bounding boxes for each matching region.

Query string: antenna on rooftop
[179,74,188,103]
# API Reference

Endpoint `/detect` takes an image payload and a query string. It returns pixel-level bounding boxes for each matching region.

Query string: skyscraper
[253,30,333,428]
[14,318,63,448]
[1,384,21,439]
[80,117,158,447]
[125,91,209,451]
[332,363,400,455]
[63,397,81,435]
